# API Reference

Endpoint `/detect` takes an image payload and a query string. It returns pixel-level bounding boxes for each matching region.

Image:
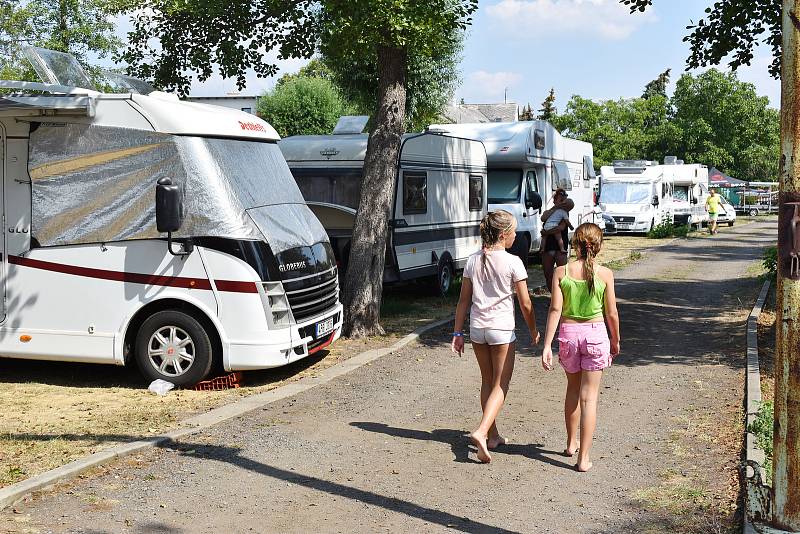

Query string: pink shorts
[557,322,611,373]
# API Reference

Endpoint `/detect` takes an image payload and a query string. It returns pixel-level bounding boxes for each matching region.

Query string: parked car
[601,213,618,235]
[717,197,737,226]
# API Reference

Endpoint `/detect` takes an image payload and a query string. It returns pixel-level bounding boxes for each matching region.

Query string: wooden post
[773,1,800,529]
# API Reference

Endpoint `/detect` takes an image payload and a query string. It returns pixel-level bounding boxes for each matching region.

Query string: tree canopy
[0,0,120,81]
[538,88,557,121]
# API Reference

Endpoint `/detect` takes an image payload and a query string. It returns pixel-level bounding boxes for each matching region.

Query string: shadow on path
[350,422,574,470]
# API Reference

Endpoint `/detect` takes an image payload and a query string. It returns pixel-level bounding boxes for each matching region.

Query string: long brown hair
[571,223,603,293]
[478,210,515,278]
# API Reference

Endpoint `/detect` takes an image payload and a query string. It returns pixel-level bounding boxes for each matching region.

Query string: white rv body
[279,133,488,293]
[668,163,709,227]
[599,161,672,233]
[0,50,342,385]
[426,121,598,260]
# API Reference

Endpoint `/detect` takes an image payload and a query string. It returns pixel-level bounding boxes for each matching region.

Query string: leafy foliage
[763,246,778,279]
[748,400,774,483]
[519,103,535,121]
[0,0,120,82]
[621,0,781,78]
[647,215,676,239]
[257,75,355,138]
[642,68,671,100]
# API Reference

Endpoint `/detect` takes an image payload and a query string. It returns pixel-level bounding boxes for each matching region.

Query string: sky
[111,0,781,108]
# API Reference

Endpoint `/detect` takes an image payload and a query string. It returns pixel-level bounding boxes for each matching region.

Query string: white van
[427,121,597,263]
[599,160,672,233]
[279,131,488,295]
[0,48,342,386]
[666,158,709,228]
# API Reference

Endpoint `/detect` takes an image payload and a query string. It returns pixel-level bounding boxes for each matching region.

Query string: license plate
[617,224,631,229]
[315,316,335,338]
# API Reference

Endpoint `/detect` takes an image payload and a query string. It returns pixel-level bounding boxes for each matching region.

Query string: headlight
[262,281,293,327]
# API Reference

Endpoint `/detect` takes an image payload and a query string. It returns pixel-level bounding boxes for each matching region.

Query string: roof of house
[439,103,519,124]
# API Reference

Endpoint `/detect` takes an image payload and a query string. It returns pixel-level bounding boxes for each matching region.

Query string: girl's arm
[514,280,540,344]
[600,268,621,355]
[451,277,473,355]
[541,266,565,370]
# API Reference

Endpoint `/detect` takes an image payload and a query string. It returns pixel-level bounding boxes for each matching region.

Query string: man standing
[706,188,722,235]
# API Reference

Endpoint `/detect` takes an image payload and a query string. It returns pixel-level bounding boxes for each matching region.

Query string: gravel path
[2,221,775,534]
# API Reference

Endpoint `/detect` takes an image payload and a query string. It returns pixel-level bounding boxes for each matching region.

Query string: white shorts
[470,328,516,345]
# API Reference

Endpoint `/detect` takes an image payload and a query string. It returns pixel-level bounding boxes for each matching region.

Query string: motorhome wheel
[135,310,213,387]
[510,234,530,267]
[728,220,734,227]
[432,260,454,296]
[749,208,759,217]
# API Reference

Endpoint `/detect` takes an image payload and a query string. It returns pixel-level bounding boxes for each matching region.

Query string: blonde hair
[571,223,603,293]
[479,210,515,278]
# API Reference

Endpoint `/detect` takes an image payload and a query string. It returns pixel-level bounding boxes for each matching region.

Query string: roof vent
[664,155,678,165]
[676,159,684,165]
[333,115,369,135]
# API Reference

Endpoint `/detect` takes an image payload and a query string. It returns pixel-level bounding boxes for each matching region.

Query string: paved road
[2,221,776,533]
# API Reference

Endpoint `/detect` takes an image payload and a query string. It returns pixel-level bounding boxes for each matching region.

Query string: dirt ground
[0,219,775,533]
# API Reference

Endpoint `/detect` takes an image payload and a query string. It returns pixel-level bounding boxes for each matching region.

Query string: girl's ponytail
[572,223,603,293]
[479,210,515,278]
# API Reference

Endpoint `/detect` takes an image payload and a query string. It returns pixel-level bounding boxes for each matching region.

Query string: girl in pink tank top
[451,210,540,463]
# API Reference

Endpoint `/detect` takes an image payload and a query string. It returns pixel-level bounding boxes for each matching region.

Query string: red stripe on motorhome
[8,255,258,294]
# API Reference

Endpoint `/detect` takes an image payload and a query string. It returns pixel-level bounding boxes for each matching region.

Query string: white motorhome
[599,160,672,233]
[279,130,488,295]
[666,157,709,228]
[0,48,342,386]
[427,121,598,263]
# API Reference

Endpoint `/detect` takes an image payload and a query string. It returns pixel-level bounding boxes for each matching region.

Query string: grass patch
[748,401,774,484]
[604,250,642,271]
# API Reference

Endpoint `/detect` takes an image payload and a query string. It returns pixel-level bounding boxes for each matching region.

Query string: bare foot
[487,435,508,449]
[470,432,492,463]
[576,461,593,472]
[563,445,578,457]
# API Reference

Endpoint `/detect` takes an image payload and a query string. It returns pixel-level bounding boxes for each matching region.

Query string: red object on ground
[192,372,244,391]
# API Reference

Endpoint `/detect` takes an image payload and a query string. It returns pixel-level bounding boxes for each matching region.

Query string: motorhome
[279,128,488,295]
[0,48,342,386]
[426,121,598,263]
[599,160,672,233]
[666,157,709,228]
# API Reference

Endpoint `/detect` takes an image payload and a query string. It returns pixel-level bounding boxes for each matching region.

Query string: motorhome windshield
[600,182,651,204]
[30,123,326,252]
[487,170,522,203]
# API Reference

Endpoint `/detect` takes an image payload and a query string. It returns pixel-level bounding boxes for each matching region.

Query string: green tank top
[560,265,606,321]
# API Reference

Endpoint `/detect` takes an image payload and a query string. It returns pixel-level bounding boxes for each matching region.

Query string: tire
[749,208,759,216]
[510,234,530,267]
[135,310,213,387]
[430,260,454,297]
[728,220,734,227]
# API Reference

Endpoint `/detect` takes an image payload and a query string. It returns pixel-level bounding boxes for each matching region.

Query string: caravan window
[403,171,427,214]
[292,168,362,209]
[552,162,572,191]
[583,156,595,187]
[469,175,484,211]
[487,170,522,203]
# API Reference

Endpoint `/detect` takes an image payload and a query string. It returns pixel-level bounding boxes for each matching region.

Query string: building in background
[185,94,259,115]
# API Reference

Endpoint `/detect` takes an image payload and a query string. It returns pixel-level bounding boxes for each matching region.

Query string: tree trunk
[773,1,800,529]
[341,45,407,338]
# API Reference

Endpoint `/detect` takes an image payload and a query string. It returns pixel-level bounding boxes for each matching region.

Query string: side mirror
[156,177,183,232]
[156,177,192,256]
[527,192,543,211]
[692,197,698,205]
[652,195,659,206]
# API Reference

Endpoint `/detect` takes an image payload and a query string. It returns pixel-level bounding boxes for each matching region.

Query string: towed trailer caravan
[0,48,342,386]
[279,131,488,295]
[599,160,672,233]
[426,121,597,263]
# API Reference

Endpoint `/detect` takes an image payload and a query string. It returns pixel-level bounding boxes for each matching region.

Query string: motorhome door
[0,122,6,322]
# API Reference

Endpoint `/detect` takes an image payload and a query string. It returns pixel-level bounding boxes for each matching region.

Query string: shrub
[673,225,691,238]
[762,246,778,279]
[748,401,774,483]
[647,215,675,239]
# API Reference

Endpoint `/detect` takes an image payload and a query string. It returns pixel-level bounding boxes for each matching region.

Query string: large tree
[0,0,120,81]
[115,0,478,336]
[538,88,557,121]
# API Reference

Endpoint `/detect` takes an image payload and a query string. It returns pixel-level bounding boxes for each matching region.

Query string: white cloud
[460,70,523,103]
[486,0,656,41]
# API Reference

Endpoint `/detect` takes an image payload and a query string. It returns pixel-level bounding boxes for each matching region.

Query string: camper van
[279,130,488,295]
[599,160,672,233]
[426,121,597,263]
[666,158,709,228]
[0,48,342,386]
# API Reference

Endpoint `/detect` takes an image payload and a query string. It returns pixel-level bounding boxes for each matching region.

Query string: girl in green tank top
[540,223,621,473]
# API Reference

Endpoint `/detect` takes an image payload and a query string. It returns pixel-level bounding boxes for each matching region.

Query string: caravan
[599,160,672,233]
[0,48,342,386]
[426,121,598,263]
[279,129,488,295]
[666,158,709,228]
